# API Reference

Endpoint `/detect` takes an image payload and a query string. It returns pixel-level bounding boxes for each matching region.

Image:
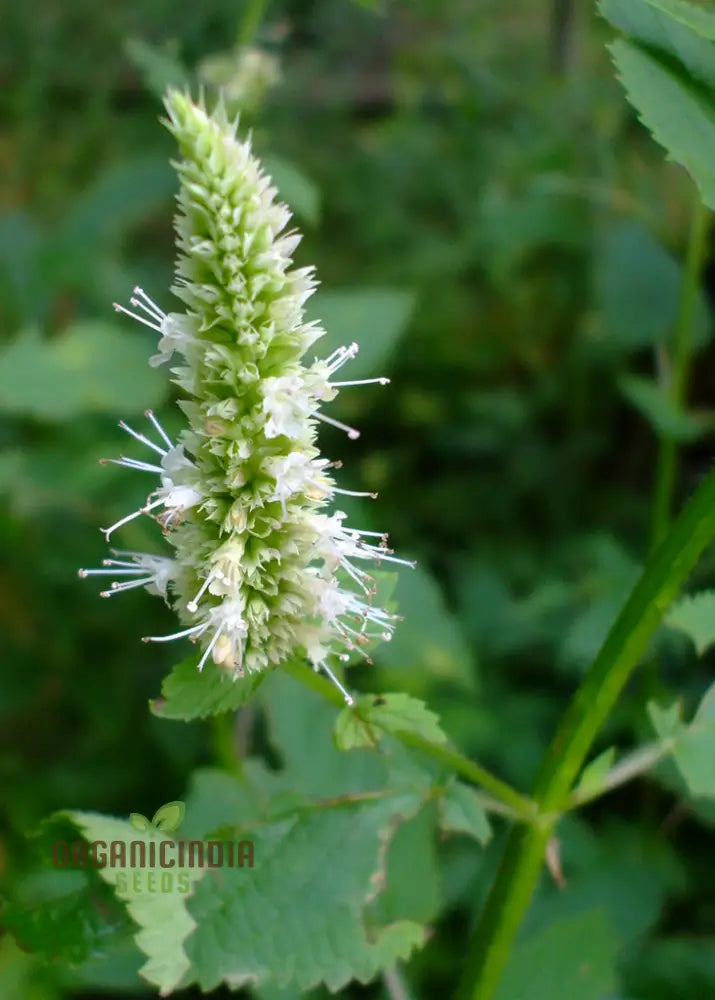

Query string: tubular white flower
[80,90,408,704]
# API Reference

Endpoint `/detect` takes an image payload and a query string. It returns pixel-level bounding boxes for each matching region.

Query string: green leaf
[150,658,265,720]
[67,811,206,994]
[377,565,476,691]
[334,693,447,751]
[307,287,415,381]
[618,374,709,441]
[264,155,321,226]
[0,324,167,420]
[601,0,715,88]
[649,684,715,797]
[439,781,492,845]
[608,38,715,209]
[370,803,442,925]
[645,0,715,40]
[596,220,711,350]
[151,801,185,834]
[494,909,618,1000]
[183,797,425,993]
[665,590,715,654]
[573,747,617,799]
[261,671,385,797]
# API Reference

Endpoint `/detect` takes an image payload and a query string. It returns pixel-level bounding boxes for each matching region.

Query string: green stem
[211,712,243,778]
[282,659,536,821]
[238,0,269,47]
[457,460,715,1000]
[650,196,709,550]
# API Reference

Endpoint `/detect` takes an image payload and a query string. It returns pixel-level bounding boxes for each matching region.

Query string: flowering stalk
[80,90,412,703]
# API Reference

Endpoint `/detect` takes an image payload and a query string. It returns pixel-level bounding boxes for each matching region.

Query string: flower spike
[79,90,408,703]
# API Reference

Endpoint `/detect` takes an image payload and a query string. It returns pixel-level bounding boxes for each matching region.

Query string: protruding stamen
[320,662,354,705]
[118,420,166,457]
[331,378,390,387]
[101,507,145,541]
[145,409,174,450]
[316,412,360,440]
[333,488,378,499]
[142,623,207,643]
[325,342,359,375]
[79,567,150,577]
[132,287,166,322]
[198,625,222,671]
[113,302,161,333]
[107,577,154,593]
[105,457,163,473]
[187,572,216,612]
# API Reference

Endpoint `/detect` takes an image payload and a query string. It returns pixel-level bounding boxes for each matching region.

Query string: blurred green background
[2,0,715,997]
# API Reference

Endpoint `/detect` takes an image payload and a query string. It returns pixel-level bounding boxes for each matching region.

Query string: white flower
[79,91,409,706]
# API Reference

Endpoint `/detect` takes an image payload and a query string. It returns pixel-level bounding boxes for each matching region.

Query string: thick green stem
[282,659,536,821]
[238,0,269,47]
[457,461,715,1000]
[650,196,709,549]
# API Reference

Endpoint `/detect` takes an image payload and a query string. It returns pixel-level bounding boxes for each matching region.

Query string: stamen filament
[118,421,166,457]
[316,412,360,439]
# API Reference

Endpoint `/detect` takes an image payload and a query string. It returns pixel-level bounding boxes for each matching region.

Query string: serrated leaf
[150,658,265,720]
[307,287,415,381]
[264,156,320,226]
[573,747,617,799]
[439,781,492,845]
[67,811,206,994]
[0,323,167,420]
[183,797,425,993]
[650,685,715,797]
[609,38,715,209]
[618,374,709,441]
[152,801,185,834]
[601,0,715,88]
[666,590,715,654]
[494,909,618,1000]
[335,693,446,751]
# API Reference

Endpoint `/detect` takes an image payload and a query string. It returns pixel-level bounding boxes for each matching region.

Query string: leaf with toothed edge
[182,795,426,993]
[150,657,265,720]
[334,693,447,751]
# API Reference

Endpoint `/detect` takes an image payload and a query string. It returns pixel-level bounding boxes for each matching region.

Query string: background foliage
[1,1,715,998]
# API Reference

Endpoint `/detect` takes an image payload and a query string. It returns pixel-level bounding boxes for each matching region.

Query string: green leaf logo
[128,801,185,836]
[129,812,152,833]
[152,801,185,834]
